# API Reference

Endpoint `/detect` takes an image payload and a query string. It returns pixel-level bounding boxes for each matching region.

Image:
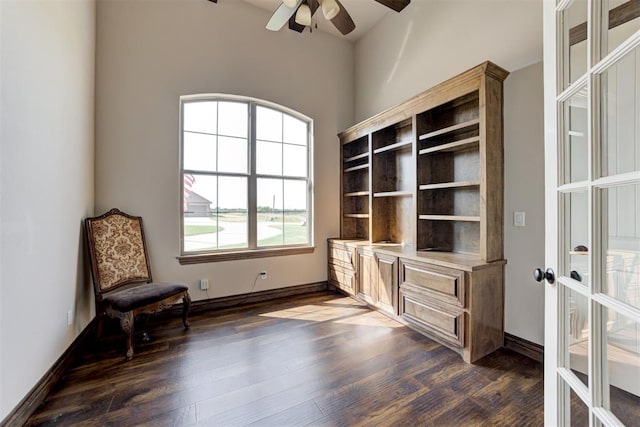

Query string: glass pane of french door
[601,0,640,56]
[563,190,589,286]
[564,286,590,385]
[601,306,640,425]
[567,380,590,426]
[562,0,589,89]
[562,88,589,184]
[600,183,640,309]
[599,46,640,178]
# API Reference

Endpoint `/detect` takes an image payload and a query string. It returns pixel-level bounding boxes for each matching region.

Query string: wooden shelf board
[373,191,413,198]
[419,118,480,141]
[344,152,369,163]
[419,181,480,190]
[343,191,370,197]
[373,140,413,155]
[419,136,480,155]
[419,215,481,222]
[344,213,370,219]
[343,137,368,146]
[343,164,369,173]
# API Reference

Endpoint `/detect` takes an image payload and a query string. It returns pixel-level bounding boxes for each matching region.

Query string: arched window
[178,95,313,263]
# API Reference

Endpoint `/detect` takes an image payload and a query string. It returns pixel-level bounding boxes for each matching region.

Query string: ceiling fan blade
[330,0,355,35]
[373,0,410,12]
[267,0,304,31]
[289,0,319,33]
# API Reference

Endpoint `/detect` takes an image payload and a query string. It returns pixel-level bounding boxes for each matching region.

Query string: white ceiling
[241,0,393,42]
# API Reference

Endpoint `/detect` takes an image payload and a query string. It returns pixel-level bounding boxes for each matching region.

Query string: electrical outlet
[67,309,73,326]
[259,271,267,280]
[200,279,209,290]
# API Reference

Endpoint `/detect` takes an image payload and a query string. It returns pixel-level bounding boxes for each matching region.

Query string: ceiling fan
[206,0,410,36]
[267,0,410,35]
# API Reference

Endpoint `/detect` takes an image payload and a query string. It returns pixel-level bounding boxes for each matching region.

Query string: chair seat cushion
[104,282,188,312]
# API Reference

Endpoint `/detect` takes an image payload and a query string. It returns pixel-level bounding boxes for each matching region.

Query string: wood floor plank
[26,291,545,426]
[246,399,325,427]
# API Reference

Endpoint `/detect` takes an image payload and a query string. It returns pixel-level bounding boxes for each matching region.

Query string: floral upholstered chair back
[86,209,153,295]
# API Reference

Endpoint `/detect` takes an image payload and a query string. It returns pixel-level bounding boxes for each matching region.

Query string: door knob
[533,267,555,284]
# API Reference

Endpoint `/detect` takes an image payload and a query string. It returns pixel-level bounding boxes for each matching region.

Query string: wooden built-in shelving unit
[330,61,509,363]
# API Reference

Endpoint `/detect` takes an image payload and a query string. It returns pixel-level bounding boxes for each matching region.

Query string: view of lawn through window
[181,97,311,253]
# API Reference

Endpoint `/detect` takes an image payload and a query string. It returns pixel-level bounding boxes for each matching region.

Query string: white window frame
[178,94,314,264]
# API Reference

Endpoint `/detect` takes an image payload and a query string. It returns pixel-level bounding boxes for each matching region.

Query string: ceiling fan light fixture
[321,0,340,20]
[295,3,312,26]
[282,0,298,8]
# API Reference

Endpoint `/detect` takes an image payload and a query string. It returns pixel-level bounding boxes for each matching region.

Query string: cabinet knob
[533,267,555,284]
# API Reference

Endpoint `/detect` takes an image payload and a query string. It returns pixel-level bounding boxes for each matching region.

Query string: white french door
[543,0,640,425]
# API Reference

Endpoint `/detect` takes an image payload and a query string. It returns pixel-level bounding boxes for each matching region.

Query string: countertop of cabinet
[327,238,506,272]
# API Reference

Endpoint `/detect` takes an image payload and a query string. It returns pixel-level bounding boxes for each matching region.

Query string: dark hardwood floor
[26,291,544,426]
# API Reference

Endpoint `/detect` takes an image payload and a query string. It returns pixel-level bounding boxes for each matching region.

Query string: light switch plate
[514,211,526,227]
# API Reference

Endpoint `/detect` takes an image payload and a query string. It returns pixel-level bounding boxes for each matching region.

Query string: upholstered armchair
[85,209,191,359]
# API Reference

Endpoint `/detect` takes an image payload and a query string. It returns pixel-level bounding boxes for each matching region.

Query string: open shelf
[417,218,480,255]
[418,151,480,186]
[344,152,369,163]
[344,191,370,197]
[344,213,370,219]
[344,164,369,173]
[419,136,480,155]
[419,118,480,141]
[374,191,413,198]
[342,135,369,173]
[372,117,413,151]
[418,182,480,221]
[343,134,368,147]
[342,216,369,240]
[419,215,481,222]
[372,195,413,244]
[372,153,413,193]
[373,140,413,155]
[342,165,368,196]
[419,181,479,190]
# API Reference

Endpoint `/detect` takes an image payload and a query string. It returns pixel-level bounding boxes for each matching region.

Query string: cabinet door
[376,253,398,315]
[328,263,356,295]
[357,249,376,304]
[328,241,356,270]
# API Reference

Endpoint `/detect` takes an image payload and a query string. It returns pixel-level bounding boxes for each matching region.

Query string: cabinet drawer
[328,243,356,268]
[401,295,464,349]
[400,259,465,308]
[328,263,356,294]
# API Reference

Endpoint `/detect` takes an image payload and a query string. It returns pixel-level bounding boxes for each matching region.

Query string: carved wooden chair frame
[85,208,191,359]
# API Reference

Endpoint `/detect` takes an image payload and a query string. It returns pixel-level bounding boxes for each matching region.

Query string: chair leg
[182,292,191,329]
[120,311,135,360]
[95,313,104,339]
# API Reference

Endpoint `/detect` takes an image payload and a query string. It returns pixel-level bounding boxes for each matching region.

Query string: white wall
[355,0,545,344]
[354,0,543,122]
[0,0,96,420]
[503,62,545,344]
[95,0,353,299]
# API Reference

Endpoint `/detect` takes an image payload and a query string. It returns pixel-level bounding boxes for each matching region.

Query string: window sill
[177,246,315,264]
